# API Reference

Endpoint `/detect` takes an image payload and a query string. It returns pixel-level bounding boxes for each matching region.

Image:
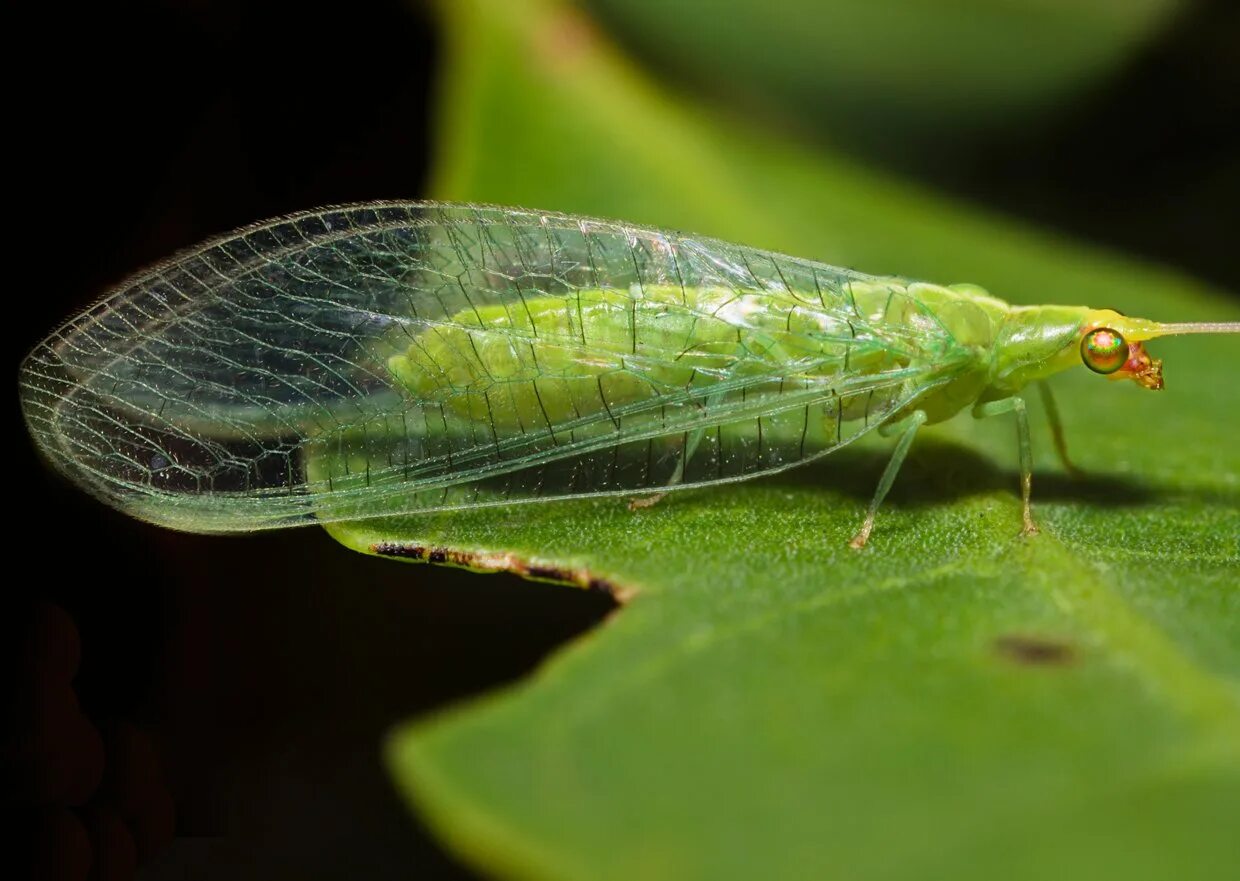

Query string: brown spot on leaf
[369,542,633,603]
[993,634,1078,667]
[533,6,600,72]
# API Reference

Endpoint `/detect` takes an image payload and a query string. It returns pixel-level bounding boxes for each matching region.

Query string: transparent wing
[19,202,969,532]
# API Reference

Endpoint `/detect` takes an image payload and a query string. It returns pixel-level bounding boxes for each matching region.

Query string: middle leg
[973,396,1038,536]
[849,409,928,549]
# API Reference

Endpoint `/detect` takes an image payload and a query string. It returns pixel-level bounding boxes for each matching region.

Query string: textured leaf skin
[351,495,1238,881]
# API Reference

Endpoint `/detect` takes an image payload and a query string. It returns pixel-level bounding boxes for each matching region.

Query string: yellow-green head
[989,305,1239,396]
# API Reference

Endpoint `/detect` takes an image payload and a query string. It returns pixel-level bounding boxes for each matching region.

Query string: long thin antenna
[1152,321,1240,337]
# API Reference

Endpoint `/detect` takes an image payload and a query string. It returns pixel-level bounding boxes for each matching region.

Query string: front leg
[973,396,1038,537]
[1036,380,1082,477]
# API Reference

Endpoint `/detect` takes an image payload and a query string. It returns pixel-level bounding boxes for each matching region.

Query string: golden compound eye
[1081,327,1128,374]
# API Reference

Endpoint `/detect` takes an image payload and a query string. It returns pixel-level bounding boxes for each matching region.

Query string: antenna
[1150,321,1240,337]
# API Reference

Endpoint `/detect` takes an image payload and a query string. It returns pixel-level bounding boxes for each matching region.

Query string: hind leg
[849,410,928,549]
[628,427,706,510]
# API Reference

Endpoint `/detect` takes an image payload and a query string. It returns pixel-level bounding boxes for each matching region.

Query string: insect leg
[848,409,927,549]
[1036,380,1082,476]
[972,396,1039,537]
[628,393,719,510]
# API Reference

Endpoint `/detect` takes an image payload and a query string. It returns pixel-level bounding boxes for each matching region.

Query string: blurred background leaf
[584,0,1183,150]
[578,0,1240,288]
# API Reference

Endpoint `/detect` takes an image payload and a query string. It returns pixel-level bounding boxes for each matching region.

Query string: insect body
[18,202,1238,544]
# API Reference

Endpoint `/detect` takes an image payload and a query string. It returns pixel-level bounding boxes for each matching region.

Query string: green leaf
[331,0,1239,878]
[583,0,1184,144]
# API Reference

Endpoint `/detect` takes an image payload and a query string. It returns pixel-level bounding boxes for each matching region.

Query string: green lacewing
[18,202,1240,545]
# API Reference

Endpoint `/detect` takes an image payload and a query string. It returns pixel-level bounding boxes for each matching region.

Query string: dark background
[9,1,1237,879]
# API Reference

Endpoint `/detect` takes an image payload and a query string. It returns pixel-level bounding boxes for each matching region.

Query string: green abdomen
[388,285,915,442]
